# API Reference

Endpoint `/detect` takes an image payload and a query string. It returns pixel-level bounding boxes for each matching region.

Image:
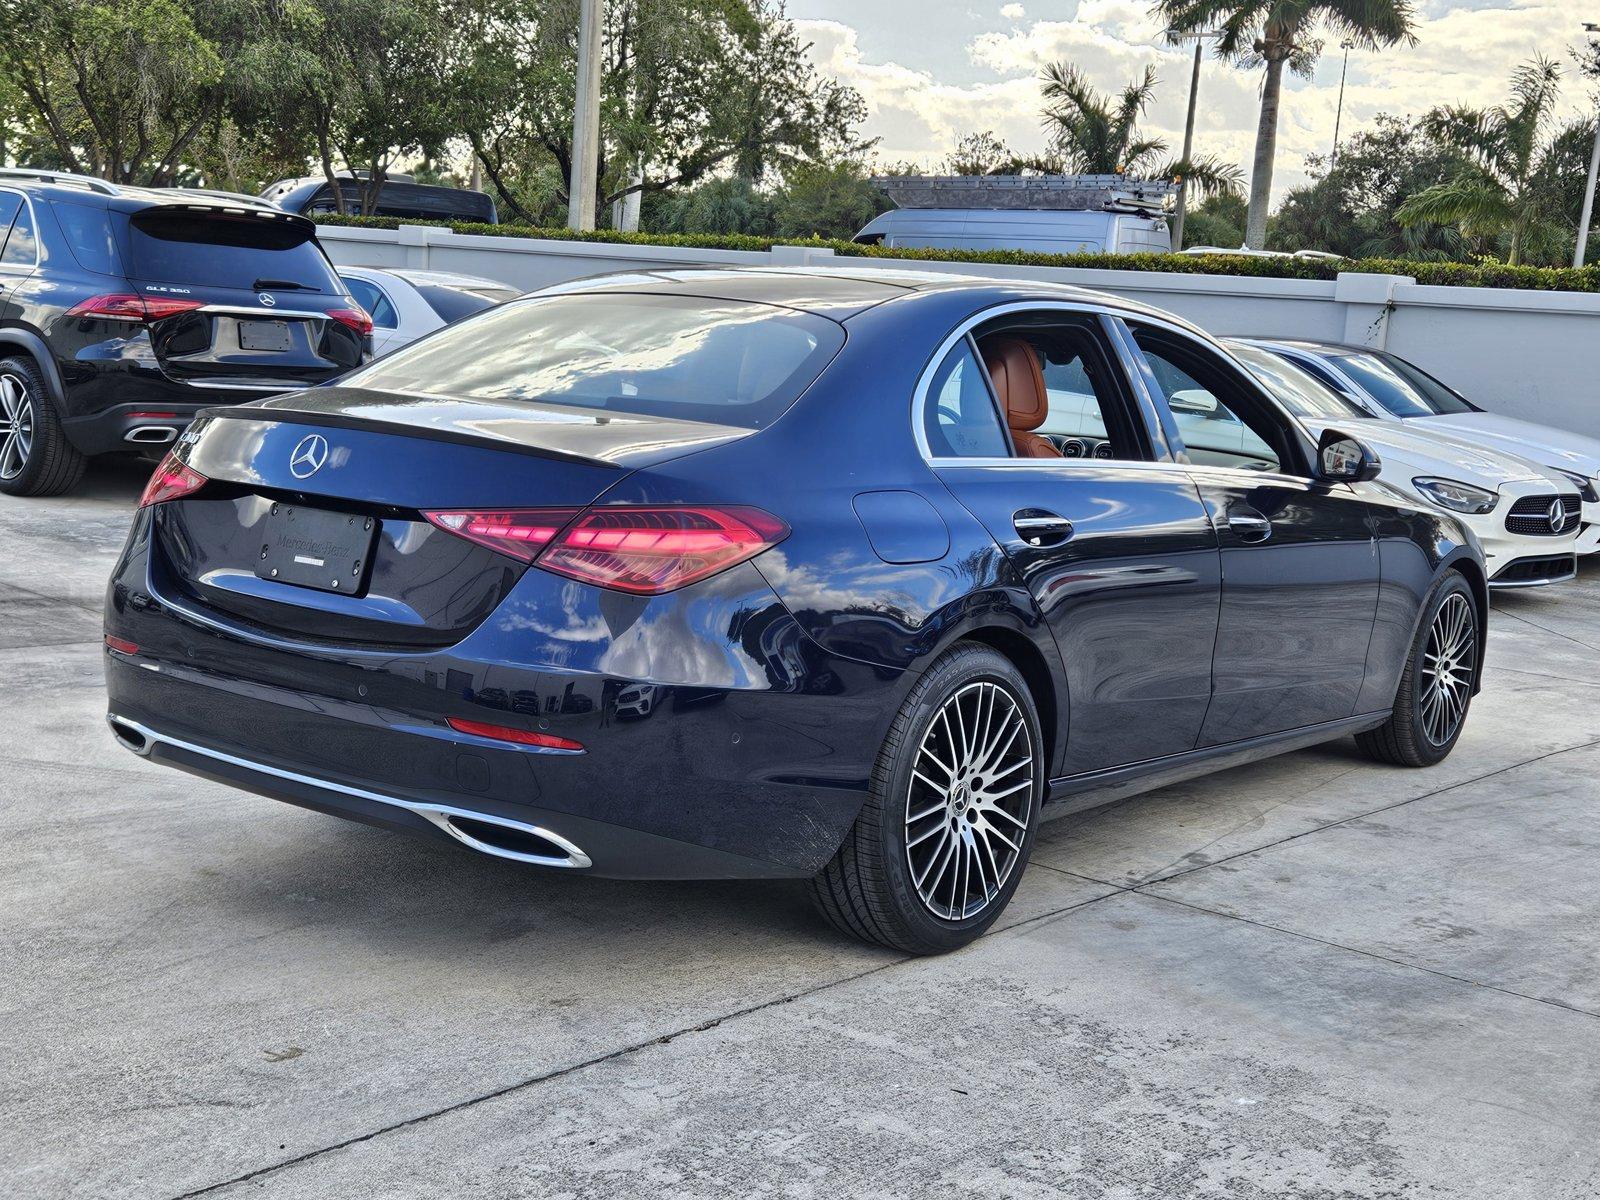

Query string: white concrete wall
[318,223,1600,440]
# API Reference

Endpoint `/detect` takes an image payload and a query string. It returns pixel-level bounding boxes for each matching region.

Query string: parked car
[261,172,498,225]
[337,267,521,354]
[0,168,371,497]
[1241,339,1600,557]
[1224,340,1580,588]
[105,270,1486,954]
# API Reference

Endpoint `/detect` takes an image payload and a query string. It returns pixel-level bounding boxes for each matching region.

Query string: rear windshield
[346,293,845,429]
[127,211,342,293]
[413,282,509,324]
[1334,352,1478,418]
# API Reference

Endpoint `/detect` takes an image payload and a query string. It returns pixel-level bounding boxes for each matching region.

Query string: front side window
[1335,352,1477,417]
[347,292,844,430]
[1131,328,1287,474]
[924,339,1010,458]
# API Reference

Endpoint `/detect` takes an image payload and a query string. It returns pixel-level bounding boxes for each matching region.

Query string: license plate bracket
[255,504,378,594]
[238,319,291,352]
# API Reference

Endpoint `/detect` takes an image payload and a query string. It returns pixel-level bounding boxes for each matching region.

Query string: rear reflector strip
[104,635,140,656]
[446,718,584,752]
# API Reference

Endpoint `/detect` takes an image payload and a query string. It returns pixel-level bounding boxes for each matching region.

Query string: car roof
[541,264,1206,330]
[1235,337,1378,359]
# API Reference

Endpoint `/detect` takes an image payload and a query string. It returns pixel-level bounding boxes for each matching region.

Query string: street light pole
[1331,39,1355,164]
[1574,23,1600,268]
[567,0,604,232]
[1168,29,1220,252]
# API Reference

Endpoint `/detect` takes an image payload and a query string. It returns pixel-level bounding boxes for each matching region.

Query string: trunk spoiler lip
[194,390,754,471]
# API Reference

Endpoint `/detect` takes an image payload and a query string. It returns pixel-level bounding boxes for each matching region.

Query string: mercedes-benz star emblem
[258,292,277,307]
[289,434,329,480]
[1549,499,1569,534]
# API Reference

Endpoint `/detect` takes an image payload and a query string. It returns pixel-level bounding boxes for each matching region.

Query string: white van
[853,207,1172,256]
[856,174,1175,256]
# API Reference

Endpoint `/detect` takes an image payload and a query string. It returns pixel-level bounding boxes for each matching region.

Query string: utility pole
[1575,23,1600,268]
[1167,29,1220,251]
[1331,39,1355,164]
[567,0,603,231]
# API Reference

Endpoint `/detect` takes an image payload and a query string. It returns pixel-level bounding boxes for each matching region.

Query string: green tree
[1269,114,1467,259]
[1398,59,1579,265]
[651,175,775,234]
[773,159,890,238]
[1153,0,1417,249]
[1182,191,1246,248]
[1038,62,1241,196]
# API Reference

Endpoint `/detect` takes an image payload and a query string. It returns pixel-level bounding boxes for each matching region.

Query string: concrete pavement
[4,459,1598,1199]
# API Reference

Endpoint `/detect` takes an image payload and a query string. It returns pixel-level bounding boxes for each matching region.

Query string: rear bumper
[104,516,904,878]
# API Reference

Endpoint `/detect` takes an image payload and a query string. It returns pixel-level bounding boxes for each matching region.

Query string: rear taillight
[328,306,374,336]
[66,294,205,322]
[423,504,788,595]
[139,451,207,508]
[423,509,582,563]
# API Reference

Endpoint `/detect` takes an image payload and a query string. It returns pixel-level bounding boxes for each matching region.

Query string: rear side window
[2,197,37,266]
[54,202,121,275]
[924,339,1010,458]
[126,210,342,293]
[412,282,500,324]
[346,293,844,429]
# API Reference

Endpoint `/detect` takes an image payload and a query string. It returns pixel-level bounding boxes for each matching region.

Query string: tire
[810,642,1045,954]
[0,355,86,497]
[1357,571,1479,768]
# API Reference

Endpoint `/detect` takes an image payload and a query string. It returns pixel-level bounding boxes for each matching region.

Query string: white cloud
[798,1,1595,196]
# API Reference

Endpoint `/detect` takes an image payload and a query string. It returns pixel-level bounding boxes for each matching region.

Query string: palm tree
[1152,0,1417,249]
[1397,58,1574,266]
[1039,63,1242,198]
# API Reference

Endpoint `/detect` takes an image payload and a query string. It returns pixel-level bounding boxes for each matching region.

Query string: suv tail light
[423,505,788,595]
[328,306,374,336]
[139,451,207,507]
[67,294,205,322]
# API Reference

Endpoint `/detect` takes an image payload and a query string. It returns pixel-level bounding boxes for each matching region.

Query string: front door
[925,312,1221,777]
[1121,320,1380,744]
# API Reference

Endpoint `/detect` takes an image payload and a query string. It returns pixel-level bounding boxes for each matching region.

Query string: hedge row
[313,213,1600,293]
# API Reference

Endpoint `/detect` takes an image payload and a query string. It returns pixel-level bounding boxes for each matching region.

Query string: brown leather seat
[981,337,1061,459]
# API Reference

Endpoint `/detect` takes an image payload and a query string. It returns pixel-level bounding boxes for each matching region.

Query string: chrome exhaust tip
[104,714,591,868]
[124,425,178,445]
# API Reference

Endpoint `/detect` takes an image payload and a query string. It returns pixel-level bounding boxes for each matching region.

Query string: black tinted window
[55,202,121,275]
[0,193,21,262]
[347,293,843,429]
[413,282,499,324]
[1336,352,1477,417]
[2,197,37,266]
[127,211,341,292]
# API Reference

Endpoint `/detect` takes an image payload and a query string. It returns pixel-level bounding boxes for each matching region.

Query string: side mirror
[1317,428,1381,483]
[1169,389,1219,418]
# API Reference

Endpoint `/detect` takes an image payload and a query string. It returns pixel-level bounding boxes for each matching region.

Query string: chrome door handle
[1013,510,1074,546]
[1227,510,1273,543]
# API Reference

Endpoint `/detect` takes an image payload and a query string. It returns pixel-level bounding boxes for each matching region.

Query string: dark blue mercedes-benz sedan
[103,269,1487,953]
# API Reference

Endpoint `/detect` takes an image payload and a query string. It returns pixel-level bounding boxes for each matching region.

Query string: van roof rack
[0,167,121,196]
[872,174,1176,215]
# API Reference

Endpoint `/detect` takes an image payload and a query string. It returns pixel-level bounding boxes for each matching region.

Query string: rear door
[1119,320,1381,744]
[119,205,368,389]
[925,307,1221,776]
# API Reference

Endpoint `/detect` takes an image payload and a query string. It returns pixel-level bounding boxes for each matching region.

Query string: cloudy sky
[788,0,1595,193]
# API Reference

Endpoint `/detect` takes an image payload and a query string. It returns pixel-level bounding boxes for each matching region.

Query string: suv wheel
[0,356,85,497]
[811,642,1044,954]
[1357,571,1479,767]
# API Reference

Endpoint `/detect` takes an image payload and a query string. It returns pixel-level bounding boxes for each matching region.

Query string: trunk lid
[148,391,754,648]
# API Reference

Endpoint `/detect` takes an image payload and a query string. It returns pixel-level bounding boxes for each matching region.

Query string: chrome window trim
[0,186,41,270]
[197,304,333,320]
[913,299,1249,471]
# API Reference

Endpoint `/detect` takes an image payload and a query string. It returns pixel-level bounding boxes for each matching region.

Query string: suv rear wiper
[253,278,320,292]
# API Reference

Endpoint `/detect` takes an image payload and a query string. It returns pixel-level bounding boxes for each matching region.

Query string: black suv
[0,170,372,496]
